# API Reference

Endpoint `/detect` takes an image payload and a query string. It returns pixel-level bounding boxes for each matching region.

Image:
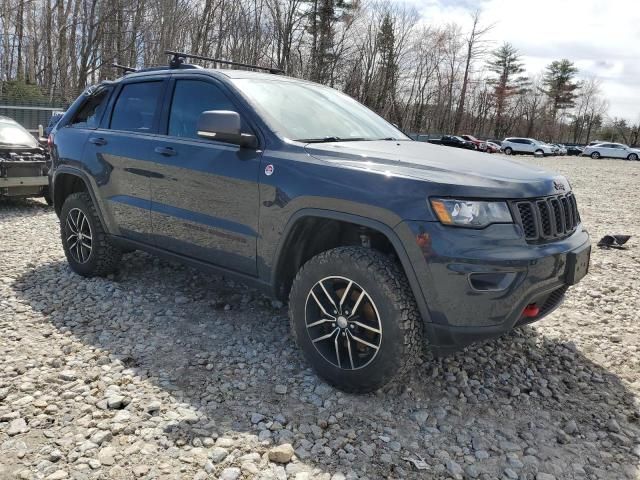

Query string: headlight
[430,198,512,228]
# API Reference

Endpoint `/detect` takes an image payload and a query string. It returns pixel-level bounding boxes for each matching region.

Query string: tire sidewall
[290,253,407,391]
[591,152,600,159]
[60,194,102,276]
[504,147,513,155]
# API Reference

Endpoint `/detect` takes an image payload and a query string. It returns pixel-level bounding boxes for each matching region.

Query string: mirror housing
[197,110,257,148]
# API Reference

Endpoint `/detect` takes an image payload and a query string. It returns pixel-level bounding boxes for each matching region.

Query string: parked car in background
[0,116,50,202]
[485,141,500,154]
[582,142,640,160]
[428,135,476,150]
[566,145,583,156]
[501,138,554,156]
[44,111,65,136]
[460,134,486,151]
[554,144,568,155]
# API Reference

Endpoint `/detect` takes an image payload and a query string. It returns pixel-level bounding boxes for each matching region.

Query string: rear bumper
[395,221,590,353]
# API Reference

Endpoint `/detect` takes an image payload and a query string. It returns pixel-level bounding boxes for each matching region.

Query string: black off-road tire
[60,192,122,277]
[289,246,422,393]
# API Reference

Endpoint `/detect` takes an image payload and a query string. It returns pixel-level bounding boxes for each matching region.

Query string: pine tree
[487,42,528,138]
[376,13,397,111]
[542,59,580,120]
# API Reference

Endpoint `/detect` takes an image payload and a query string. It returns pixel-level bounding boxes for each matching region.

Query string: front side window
[71,89,110,129]
[168,80,237,139]
[110,81,163,132]
[232,78,408,142]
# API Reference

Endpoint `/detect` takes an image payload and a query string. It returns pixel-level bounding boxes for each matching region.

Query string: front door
[148,77,261,275]
[84,79,166,242]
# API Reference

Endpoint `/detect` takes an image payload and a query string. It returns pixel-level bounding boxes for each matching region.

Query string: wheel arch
[52,168,107,230]
[271,209,432,324]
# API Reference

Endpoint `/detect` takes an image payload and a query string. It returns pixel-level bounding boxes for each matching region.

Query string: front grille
[511,193,581,243]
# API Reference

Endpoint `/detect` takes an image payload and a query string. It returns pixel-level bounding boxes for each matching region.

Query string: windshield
[0,121,38,147]
[232,78,409,142]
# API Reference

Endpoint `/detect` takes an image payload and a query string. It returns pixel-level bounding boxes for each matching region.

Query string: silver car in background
[582,142,640,160]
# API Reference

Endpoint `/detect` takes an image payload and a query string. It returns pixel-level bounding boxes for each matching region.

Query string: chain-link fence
[0,96,68,135]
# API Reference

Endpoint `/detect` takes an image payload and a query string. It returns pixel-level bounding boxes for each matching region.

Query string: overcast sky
[400,0,640,122]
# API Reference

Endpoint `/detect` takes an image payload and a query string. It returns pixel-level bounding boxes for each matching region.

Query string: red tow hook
[523,304,540,318]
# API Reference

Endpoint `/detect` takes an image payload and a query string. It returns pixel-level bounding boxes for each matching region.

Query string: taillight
[47,133,54,149]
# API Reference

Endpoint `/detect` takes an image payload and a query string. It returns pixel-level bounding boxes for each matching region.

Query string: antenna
[112,63,137,74]
[165,50,283,74]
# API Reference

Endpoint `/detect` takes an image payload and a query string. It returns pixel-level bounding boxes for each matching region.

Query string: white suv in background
[501,138,554,156]
[582,142,640,160]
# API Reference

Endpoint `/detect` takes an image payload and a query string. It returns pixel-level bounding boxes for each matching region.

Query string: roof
[115,67,309,84]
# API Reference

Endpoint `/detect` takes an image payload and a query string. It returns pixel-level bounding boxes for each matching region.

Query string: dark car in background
[44,111,65,136]
[428,135,476,150]
[49,55,590,393]
[0,116,50,202]
[566,145,583,156]
[460,134,487,151]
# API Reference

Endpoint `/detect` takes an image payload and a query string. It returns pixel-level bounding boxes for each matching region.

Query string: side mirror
[197,110,257,148]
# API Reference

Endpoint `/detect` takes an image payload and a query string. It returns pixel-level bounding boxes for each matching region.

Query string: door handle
[89,137,107,146]
[154,146,177,157]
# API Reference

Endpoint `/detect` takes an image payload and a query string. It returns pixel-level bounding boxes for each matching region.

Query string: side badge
[265,164,274,176]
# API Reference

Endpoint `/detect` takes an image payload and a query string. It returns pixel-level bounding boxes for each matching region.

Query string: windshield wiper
[295,136,367,143]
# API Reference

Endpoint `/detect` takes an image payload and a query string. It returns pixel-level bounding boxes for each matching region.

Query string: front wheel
[504,147,513,155]
[627,153,639,161]
[535,149,544,156]
[289,247,422,393]
[591,151,601,159]
[60,192,122,277]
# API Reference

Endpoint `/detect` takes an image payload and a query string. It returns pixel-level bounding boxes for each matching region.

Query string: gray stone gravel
[1,156,640,479]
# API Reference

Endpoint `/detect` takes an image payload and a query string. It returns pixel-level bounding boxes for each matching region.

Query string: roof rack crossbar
[165,50,283,74]
[112,63,137,74]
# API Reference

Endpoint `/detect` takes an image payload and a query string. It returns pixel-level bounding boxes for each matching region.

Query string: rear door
[611,144,628,158]
[597,143,615,158]
[83,78,167,242]
[147,76,261,275]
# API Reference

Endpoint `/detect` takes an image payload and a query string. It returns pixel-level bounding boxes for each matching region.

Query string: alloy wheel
[66,208,93,264]
[304,276,382,370]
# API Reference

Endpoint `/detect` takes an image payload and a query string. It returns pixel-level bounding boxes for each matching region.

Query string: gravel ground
[1,156,639,480]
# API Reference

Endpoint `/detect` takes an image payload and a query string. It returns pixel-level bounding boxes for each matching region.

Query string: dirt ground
[0,156,639,480]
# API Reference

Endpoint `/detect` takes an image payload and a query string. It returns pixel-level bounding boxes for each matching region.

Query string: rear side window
[70,89,110,128]
[168,80,237,139]
[110,81,163,132]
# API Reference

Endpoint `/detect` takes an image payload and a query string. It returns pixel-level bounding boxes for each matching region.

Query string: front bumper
[395,221,590,353]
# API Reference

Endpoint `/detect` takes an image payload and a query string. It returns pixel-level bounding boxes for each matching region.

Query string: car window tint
[70,89,110,129]
[168,80,237,139]
[110,81,162,132]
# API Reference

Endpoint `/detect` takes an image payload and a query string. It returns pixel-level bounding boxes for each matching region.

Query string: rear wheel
[289,246,421,393]
[60,192,122,277]
[627,153,639,161]
[504,147,513,155]
[591,151,600,159]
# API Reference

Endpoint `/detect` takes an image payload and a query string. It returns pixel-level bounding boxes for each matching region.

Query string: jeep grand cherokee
[49,56,591,393]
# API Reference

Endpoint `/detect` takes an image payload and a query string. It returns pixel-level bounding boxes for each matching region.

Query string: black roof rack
[112,63,137,74]
[165,50,283,74]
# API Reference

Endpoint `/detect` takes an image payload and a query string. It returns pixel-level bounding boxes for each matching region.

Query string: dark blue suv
[49,58,590,392]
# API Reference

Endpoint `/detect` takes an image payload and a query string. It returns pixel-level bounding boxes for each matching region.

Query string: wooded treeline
[1,0,638,144]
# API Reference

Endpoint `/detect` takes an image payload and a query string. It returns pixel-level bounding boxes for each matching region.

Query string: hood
[304,140,568,197]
